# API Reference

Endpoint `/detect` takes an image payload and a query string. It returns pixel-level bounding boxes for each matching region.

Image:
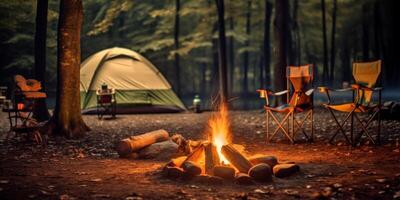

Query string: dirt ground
[1,108,400,200]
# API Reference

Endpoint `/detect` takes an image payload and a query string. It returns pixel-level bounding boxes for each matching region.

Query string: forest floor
[0,108,400,200]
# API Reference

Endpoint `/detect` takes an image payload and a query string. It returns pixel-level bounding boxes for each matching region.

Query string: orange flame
[207,103,231,164]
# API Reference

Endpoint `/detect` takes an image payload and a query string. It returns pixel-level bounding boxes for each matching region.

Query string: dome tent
[80,47,186,114]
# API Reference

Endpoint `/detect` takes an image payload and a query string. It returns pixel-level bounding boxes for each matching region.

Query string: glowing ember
[207,103,231,164]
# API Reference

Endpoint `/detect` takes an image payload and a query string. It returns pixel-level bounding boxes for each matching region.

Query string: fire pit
[162,104,300,185]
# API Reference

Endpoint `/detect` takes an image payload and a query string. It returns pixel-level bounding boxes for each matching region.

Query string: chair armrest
[272,90,289,96]
[257,89,271,105]
[351,84,382,92]
[305,88,315,96]
[319,86,353,93]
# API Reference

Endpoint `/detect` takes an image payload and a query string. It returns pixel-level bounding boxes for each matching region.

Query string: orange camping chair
[319,60,382,146]
[257,64,314,143]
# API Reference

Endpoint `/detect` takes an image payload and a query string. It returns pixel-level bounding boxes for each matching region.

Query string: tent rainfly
[80,47,186,114]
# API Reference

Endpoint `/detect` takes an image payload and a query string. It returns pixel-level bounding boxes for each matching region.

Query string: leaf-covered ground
[0,108,400,200]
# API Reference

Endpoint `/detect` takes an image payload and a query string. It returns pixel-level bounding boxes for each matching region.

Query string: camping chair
[319,60,382,146]
[96,85,116,119]
[3,75,47,144]
[257,64,314,143]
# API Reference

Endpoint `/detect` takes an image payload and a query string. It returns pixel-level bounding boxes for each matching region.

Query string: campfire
[161,103,300,184]
[115,103,300,184]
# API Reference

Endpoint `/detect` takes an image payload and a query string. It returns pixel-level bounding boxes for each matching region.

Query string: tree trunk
[211,23,220,98]
[362,2,370,60]
[174,0,181,96]
[329,0,337,85]
[372,1,381,60]
[228,16,235,94]
[287,1,295,65]
[273,0,289,101]
[321,0,329,85]
[33,0,50,122]
[44,0,89,138]
[263,0,272,86]
[340,34,351,83]
[292,0,301,65]
[215,0,228,105]
[242,0,251,95]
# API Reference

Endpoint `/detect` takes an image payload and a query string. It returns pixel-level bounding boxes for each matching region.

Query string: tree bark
[362,2,370,60]
[329,0,337,85]
[340,33,351,83]
[44,0,89,138]
[215,0,228,105]
[33,0,50,122]
[292,0,301,65]
[372,1,381,60]
[174,0,181,96]
[228,15,235,94]
[242,0,251,95]
[321,0,329,85]
[263,0,272,86]
[273,0,289,101]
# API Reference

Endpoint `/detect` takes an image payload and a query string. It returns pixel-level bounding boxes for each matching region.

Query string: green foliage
[0,0,396,103]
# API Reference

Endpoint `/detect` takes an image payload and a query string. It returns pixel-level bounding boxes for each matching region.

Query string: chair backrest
[14,75,42,92]
[352,60,381,104]
[286,64,314,107]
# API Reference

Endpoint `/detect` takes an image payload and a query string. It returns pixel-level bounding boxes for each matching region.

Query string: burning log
[213,166,235,179]
[163,166,185,179]
[182,144,205,164]
[182,161,202,177]
[221,144,253,173]
[248,155,278,168]
[248,163,272,182]
[235,173,254,185]
[204,143,220,175]
[116,129,169,157]
[166,156,187,167]
[273,164,300,178]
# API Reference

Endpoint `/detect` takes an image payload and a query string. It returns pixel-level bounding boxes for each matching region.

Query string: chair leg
[328,108,352,145]
[292,111,311,141]
[354,113,376,145]
[268,111,293,143]
[290,112,294,143]
[310,109,314,142]
[350,111,354,146]
[377,108,381,145]
[266,110,269,142]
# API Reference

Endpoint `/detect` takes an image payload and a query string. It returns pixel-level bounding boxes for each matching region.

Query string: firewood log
[183,144,204,164]
[166,156,187,167]
[182,161,202,177]
[204,143,220,175]
[221,144,253,173]
[213,166,235,179]
[116,129,169,156]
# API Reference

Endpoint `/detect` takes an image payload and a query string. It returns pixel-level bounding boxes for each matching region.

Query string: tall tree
[329,0,337,84]
[215,0,228,105]
[44,0,89,138]
[321,0,329,85]
[227,13,235,94]
[33,0,50,122]
[362,2,370,60]
[262,0,272,86]
[292,0,301,65]
[372,0,381,60]
[273,0,289,100]
[174,0,181,96]
[242,0,251,95]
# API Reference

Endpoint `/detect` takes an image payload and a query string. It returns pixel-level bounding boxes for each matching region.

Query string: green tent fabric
[80,47,186,114]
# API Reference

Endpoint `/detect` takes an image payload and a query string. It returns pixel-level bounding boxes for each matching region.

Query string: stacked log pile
[115,129,301,185]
